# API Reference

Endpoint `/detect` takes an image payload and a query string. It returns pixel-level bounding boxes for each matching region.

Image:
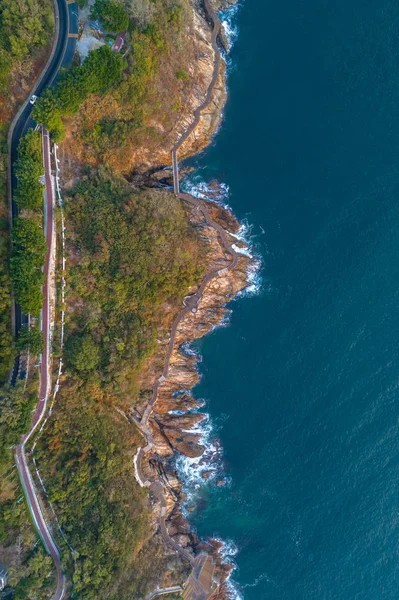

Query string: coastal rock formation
[135,194,255,594]
[125,0,228,170]
[61,0,230,177]
[137,198,251,460]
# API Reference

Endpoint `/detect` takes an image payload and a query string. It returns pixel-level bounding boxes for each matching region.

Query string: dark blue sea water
[182,0,399,598]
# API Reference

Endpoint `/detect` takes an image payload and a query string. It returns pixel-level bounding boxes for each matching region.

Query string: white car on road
[29,95,38,104]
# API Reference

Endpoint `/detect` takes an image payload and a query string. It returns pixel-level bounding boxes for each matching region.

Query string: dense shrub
[91,0,129,32]
[14,129,44,210]
[33,45,127,140]
[0,0,53,92]
[11,131,47,318]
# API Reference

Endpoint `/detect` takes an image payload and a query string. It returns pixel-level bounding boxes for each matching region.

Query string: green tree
[0,384,36,456]
[12,218,47,260]
[16,325,43,355]
[66,333,101,374]
[91,0,129,32]
[0,0,53,92]
[10,252,44,316]
[13,129,44,210]
[33,46,126,138]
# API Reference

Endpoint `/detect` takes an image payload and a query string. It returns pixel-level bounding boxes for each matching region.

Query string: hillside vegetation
[0,382,56,599]
[43,0,200,172]
[64,169,204,398]
[32,170,206,597]
[0,0,53,96]
[0,0,53,382]
[33,45,127,141]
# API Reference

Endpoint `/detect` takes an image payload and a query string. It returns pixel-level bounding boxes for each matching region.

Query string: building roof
[112,32,126,52]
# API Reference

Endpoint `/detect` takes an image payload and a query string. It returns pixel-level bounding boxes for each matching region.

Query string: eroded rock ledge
[135,195,254,596]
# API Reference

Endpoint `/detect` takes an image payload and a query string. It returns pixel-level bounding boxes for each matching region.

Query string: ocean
[181,0,399,598]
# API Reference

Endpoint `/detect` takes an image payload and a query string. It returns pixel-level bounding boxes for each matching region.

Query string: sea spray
[215,538,245,600]
[182,175,232,209]
[182,174,263,296]
[219,3,242,50]
[173,174,262,597]
[174,5,261,594]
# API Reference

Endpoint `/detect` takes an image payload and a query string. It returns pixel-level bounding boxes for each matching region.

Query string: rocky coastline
[127,1,257,596]
[60,0,253,595]
[134,189,257,596]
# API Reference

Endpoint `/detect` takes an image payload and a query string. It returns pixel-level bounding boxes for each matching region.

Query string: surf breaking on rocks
[173,175,261,598]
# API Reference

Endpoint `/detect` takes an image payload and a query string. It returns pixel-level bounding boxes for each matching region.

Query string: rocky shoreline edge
[134,189,257,597]
[129,1,254,596]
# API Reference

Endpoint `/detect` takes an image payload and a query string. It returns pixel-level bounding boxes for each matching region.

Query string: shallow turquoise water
[183,1,399,598]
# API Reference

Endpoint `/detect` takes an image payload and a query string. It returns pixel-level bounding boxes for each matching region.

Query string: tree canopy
[11,131,47,318]
[0,0,53,92]
[16,324,44,355]
[13,129,44,210]
[33,45,127,140]
[91,0,129,32]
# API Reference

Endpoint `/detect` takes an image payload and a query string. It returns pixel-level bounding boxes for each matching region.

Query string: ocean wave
[217,537,239,561]
[181,175,232,210]
[230,220,263,297]
[180,341,202,359]
[219,3,242,50]
[232,243,252,258]
[242,572,271,589]
[223,572,274,600]
[182,174,263,297]
[225,581,244,600]
[176,414,224,495]
[243,257,262,296]
[212,539,244,600]
[176,176,262,502]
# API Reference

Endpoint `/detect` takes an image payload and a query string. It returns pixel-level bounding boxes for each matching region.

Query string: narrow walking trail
[136,3,236,597]
[14,2,229,599]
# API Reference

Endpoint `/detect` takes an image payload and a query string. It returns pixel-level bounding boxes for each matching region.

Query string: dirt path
[136,2,235,596]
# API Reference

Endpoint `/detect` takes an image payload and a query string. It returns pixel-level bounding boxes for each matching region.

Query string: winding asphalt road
[11,1,227,597]
[15,129,66,600]
[9,0,78,351]
[10,1,78,598]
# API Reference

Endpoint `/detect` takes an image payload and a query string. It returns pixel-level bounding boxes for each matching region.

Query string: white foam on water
[218,537,239,561]
[230,219,263,295]
[232,243,252,258]
[219,3,242,49]
[212,309,232,331]
[242,257,262,296]
[181,175,232,210]
[212,538,245,600]
[176,414,223,495]
[183,175,263,297]
[231,222,264,297]
[176,174,263,504]
[180,341,202,359]
[176,24,266,588]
